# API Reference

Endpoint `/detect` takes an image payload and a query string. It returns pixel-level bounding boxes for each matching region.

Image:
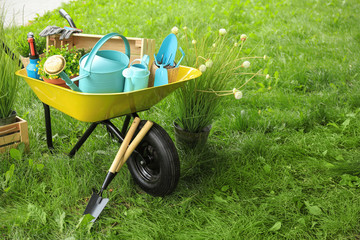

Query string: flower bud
[192,39,197,45]
[241,61,251,68]
[183,26,188,30]
[171,26,179,35]
[234,90,243,99]
[234,42,239,47]
[266,74,270,79]
[205,59,213,68]
[240,34,247,41]
[212,43,216,48]
[264,55,267,60]
[219,28,227,36]
[199,64,207,72]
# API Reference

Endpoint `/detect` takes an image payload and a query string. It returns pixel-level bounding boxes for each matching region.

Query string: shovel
[83,118,154,222]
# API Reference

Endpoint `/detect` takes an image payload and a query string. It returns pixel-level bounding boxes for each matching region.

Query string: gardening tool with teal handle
[156,33,177,66]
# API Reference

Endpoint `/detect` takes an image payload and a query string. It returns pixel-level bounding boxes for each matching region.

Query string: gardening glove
[39,26,64,37]
[59,26,83,40]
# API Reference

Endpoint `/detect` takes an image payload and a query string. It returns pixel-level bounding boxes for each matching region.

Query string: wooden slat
[47,34,155,61]
[0,117,29,153]
[0,143,19,153]
[0,121,20,136]
[0,132,21,146]
[19,117,29,151]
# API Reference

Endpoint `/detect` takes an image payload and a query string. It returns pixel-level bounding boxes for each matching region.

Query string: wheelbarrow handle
[100,118,152,191]
[59,9,77,28]
[116,121,154,172]
[109,117,140,173]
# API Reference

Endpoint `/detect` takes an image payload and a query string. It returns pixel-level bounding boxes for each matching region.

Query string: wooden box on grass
[46,33,155,64]
[0,117,29,153]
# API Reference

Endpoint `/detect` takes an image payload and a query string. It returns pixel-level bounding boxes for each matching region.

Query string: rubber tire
[127,120,180,196]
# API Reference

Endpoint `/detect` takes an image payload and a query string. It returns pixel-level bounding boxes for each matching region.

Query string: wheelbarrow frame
[42,102,137,157]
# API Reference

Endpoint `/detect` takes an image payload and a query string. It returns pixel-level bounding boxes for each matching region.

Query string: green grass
[1,0,360,239]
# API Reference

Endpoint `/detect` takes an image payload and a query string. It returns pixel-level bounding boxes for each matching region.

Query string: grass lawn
[1,0,360,239]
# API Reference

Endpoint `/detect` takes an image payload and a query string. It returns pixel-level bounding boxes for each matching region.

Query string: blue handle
[84,32,130,72]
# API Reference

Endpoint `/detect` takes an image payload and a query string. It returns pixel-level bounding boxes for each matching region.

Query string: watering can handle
[84,32,130,72]
[130,54,149,67]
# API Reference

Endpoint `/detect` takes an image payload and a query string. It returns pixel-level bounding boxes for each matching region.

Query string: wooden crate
[0,117,29,153]
[46,33,155,64]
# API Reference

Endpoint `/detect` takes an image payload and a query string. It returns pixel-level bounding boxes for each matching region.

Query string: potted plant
[172,27,270,149]
[0,12,29,152]
[38,44,87,88]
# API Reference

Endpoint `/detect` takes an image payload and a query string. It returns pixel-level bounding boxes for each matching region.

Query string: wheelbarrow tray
[16,66,201,122]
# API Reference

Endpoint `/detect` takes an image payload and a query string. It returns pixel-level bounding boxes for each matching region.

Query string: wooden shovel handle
[109,117,140,173]
[116,121,154,172]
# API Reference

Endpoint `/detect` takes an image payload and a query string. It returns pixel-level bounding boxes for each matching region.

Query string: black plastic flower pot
[173,121,212,149]
[0,110,17,126]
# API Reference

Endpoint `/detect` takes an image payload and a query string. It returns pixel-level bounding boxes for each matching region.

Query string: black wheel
[127,120,180,196]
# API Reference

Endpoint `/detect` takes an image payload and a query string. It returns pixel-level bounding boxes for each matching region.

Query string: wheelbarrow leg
[102,120,124,142]
[43,103,54,151]
[69,122,99,158]
[121,115,132,136]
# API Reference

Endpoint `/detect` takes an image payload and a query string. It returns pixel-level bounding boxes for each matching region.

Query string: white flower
[199,64,207,72]
[240,34,247,41]
[241,61,251,68]
[266,74,270,79]
[233,88,237,93]
[219,28,227,36]
[234,42,239,47]
[264,55,267,60]
[234,90,243,99]
[171,26,179,35]
[205,59,213,68]
[192,39,197,45]
[212,43,216,48]
[183,26,188,30]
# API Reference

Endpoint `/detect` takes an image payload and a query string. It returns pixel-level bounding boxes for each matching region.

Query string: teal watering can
[123,55,150,92]
[44,33,131,93]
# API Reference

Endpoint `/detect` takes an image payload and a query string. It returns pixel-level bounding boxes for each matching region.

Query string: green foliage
[174,28,266,132]
[0,12,20,118]
[1,0,360,239]
[2,164,14,192]
[15,34,46,57]
[38,44,87,79]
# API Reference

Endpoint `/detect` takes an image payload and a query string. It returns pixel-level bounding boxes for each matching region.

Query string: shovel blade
[83,192,109,222]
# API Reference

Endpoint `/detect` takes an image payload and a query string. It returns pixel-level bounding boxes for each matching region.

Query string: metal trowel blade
[83,191,109,222]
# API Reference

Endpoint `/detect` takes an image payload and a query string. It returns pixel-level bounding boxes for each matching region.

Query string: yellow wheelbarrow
[16,65,201,197]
